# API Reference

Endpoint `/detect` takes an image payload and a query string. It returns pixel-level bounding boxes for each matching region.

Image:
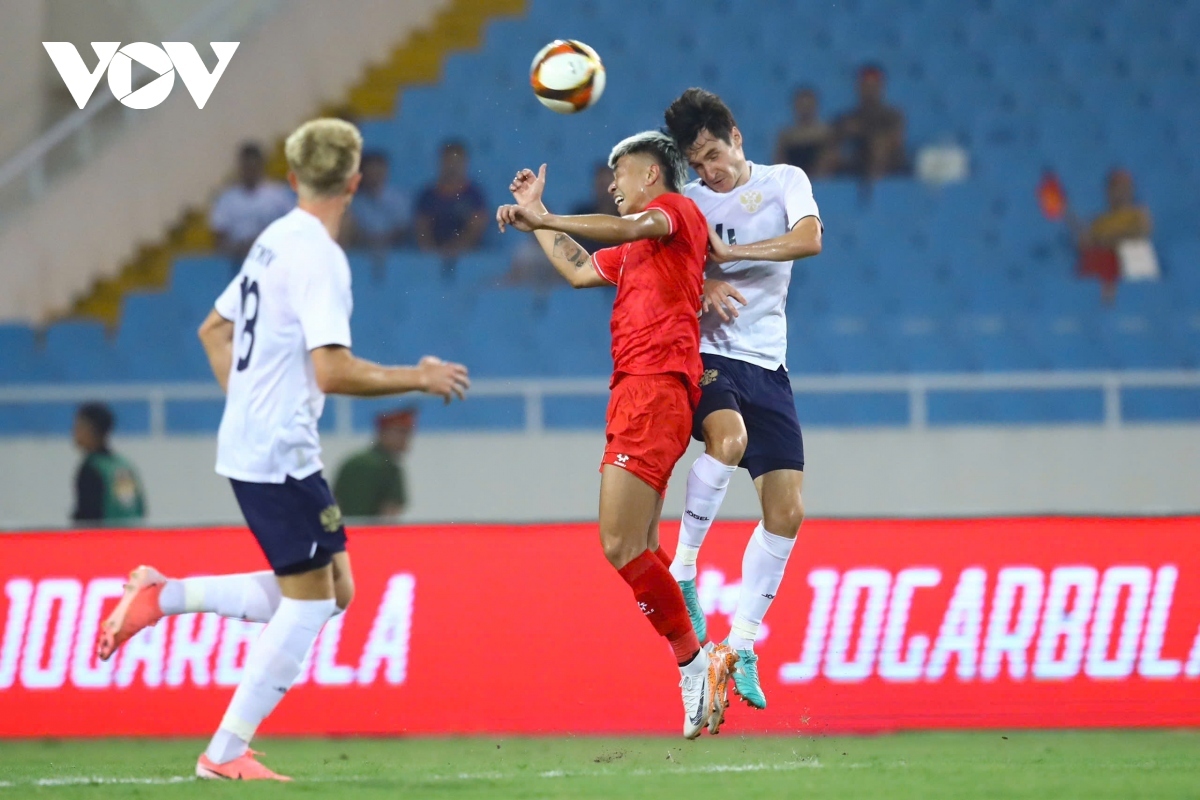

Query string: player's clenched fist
[496,203,545,233]
[417,355,470,403]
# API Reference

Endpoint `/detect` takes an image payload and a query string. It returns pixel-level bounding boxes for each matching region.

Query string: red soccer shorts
[601,373,696,496]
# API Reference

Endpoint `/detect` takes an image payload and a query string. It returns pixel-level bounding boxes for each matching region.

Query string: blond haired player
[94,119,470,781]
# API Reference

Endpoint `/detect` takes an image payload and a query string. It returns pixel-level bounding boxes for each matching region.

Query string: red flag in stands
[1038,170,1067,220]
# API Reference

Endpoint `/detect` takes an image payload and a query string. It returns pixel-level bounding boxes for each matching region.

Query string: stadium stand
[3,0,1198,433]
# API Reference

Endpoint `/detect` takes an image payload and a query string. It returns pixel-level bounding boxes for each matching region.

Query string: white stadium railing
[2,370,1198,436]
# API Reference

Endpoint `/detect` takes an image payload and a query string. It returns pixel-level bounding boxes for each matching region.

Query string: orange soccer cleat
[196,751,292,782]
[94,565,167,662]
[707,642,739,735]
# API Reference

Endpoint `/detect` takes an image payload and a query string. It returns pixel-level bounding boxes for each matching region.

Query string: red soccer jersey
[592,193,708,392]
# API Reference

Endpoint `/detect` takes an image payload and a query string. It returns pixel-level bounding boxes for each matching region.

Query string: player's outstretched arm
[198,309,235,393]
[496,205,608,288]
[539,208,670,246]
[503,165,671,246]
[311,346,470,402]
[708,216,823,264]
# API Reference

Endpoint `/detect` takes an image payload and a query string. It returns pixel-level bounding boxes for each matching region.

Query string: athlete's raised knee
[765,496,805,539]
[600,534,643,570]
[706,430,747,466]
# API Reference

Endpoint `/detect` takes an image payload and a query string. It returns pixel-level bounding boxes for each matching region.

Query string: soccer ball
[530,39,606,114]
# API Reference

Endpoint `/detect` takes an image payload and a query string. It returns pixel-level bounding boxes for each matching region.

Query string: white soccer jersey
[684,162,821,370]
[213,208,353,483]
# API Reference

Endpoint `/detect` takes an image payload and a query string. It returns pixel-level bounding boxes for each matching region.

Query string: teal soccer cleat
[678,578,707,642]
[729,644,766,709]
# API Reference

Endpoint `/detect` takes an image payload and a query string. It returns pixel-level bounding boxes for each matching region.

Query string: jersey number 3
[236,277,260,372]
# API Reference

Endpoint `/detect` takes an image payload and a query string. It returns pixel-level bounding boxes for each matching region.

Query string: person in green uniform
[72,402,146,523]
[333,407,416,519]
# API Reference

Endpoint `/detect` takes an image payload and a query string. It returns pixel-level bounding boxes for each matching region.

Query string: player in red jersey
[497,131,733,738]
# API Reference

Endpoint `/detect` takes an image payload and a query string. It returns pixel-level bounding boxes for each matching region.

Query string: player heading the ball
[496,131,735,739]
[95,118,469,781]
[663,87,823,713]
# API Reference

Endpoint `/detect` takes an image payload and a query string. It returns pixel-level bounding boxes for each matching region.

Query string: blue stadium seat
[1094,313,1184,370]
[0,325,43,382]
[812,317,898,374]
[891,319,973,373]
[170,255,232,319]
[460,288,542,377]
[1121,388,1200,423]
[42,321,123,382]
[534,288,613,376]
[928,388,1103,425]
[1018,314,1111,371]
[957,316,1042,372]
[117,293,207,381]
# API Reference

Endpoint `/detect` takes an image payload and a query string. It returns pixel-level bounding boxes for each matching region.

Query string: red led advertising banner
[2,518,1199,737]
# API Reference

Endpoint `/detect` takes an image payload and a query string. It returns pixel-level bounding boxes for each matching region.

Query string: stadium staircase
[65,0,525,328]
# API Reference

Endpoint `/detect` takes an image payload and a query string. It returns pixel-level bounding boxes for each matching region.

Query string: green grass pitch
[1,731,1197,798]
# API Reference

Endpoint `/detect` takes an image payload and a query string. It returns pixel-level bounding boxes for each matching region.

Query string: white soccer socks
[204,596,336,764]
[159,572,282,623]
[670,454,738,582]
[728,523,796,652]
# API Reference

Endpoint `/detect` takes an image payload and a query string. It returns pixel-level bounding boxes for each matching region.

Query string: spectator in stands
[71,402,146,524]
[345,149,413,281]
[414,140,488,268]
[829,64,908,180]
[1069,168,1155,303]
[333,407,417,519]
[567,161,621,253]
[774,86,834,176]
[210,142,294,273]
[346,150,412,248]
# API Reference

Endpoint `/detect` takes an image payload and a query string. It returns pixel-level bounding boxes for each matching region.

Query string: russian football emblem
[739,190,763,213]
[319,504,343,532]
[700,369,719,387]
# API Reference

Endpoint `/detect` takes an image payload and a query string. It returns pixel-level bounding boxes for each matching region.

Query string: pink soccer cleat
[196,751,292,782]
[94,565,167,662]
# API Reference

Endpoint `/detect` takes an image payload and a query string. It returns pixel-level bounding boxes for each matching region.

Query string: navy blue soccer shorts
[230,472,347,576]
[692,353,805,478]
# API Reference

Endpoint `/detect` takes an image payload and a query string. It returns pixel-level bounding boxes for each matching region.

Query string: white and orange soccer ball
[529,39,606,114]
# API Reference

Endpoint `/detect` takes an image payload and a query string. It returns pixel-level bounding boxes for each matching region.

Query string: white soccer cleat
[680,665,712,740]
[681,647,715,743]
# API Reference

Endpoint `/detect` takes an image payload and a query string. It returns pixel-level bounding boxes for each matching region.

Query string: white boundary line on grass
[0,760,824,789]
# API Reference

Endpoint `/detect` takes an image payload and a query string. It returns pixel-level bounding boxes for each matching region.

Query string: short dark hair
[238,142,264,161]
[859,62,886,80]
[77,402,115,439]
[361,149,388,166]
[664,88,737,154]
[607,131,689,193]
[441,139,467,156]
